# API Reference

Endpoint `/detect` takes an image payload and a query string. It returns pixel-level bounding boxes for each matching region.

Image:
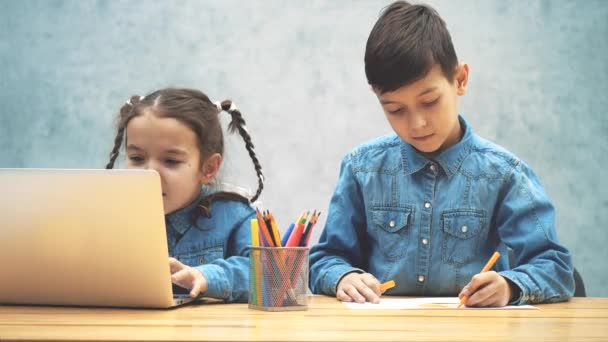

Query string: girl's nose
[145,161,162,174]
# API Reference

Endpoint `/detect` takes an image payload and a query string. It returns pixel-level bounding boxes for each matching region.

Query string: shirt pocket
[369,205,413,260]
[441,209,487,265]
[177,245,224,267]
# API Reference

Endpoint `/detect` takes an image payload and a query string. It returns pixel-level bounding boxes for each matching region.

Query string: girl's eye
[387,108,404,115]
[128,155,144,163]
[164,159,181,166]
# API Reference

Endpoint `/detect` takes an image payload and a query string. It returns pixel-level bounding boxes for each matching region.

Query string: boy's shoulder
[464,133,525,177]
[349,133,402,156]
[345,133,404,169]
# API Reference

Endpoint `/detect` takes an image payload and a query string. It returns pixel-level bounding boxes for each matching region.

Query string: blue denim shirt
[309,116,574,305]
[165,187,254,303]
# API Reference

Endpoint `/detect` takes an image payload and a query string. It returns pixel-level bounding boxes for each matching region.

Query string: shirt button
[422,238,428,245]
[389,220,395,228]
[429,164,437,172]
[418,275,425,283]
[461,226,468,233]
[424,202,431,209]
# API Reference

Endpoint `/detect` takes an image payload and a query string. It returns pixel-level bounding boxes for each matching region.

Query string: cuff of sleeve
[321,264,364,296]
[500,270,539,305]
[197,264,230,300]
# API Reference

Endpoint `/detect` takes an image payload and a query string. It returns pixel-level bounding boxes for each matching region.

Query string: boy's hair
[365,1,458,93]
[106,88,264,215]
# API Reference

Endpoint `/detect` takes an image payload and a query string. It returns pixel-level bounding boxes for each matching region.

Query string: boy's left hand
[169,257,208,298]
[458,271,511,307]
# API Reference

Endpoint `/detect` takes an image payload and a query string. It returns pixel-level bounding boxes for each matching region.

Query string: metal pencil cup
[248,246,309,311]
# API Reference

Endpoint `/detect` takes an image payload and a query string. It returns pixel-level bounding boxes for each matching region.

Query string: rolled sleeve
[197,264,230,300]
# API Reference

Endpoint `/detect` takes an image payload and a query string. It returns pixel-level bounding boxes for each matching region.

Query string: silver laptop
[0,168,195,308]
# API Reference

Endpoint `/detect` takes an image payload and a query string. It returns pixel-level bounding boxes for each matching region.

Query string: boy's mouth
[412,133,434,141]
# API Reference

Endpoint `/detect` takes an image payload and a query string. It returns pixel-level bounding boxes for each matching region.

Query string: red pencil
[285,211,308,247]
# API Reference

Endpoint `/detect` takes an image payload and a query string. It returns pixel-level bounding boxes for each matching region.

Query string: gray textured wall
[1,1,606,297]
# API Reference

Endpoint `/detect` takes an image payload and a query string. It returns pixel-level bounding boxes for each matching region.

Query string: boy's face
[374,63,469,154]
[125,112,221,215]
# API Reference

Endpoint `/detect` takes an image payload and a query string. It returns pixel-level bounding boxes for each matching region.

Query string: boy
[309,1,574,307]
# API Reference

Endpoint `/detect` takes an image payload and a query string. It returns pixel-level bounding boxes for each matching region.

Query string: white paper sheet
[342,297,538,310]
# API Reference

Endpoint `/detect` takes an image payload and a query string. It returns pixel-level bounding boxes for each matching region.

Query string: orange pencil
[380,280,396,292]
[458,251,501,308]
[268,212,282,247]
[256,208,275,247]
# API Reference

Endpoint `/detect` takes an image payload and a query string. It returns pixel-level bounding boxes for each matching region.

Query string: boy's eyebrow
[379,86,439,104]
[379,99,399,105]
[417,86,438,97]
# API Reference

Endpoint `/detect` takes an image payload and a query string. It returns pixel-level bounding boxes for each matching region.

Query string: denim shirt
[165,187,254,303]
[309,116,574,305]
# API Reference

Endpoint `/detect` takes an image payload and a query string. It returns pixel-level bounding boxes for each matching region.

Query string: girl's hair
[106,88,264,216]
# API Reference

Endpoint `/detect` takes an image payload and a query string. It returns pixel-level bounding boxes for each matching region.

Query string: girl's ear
[200,153,223,184]
[455,63,469,96]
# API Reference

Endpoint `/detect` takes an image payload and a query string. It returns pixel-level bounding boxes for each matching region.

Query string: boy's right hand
[336,272,382,304]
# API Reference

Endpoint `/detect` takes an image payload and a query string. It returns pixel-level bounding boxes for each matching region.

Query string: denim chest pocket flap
[441,209,486,265]
[442,210,484,239]
[370,206,412,259]
[372,206,411,233]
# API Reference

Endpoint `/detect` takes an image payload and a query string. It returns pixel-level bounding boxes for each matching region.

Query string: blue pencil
[281,223,295,247]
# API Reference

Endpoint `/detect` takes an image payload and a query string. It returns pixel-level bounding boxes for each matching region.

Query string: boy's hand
[169,257,208,298]
[336,272,382,304]
[458,271,512,307]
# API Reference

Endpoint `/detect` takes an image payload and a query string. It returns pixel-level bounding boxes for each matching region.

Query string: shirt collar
[165,186,210,235]
[401,115,474,178]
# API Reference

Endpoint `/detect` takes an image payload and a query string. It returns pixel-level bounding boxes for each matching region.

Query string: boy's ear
[455,63,469,96]
[200,153,223,184]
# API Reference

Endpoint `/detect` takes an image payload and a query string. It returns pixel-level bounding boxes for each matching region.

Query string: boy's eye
[422,98,440,107]
[387,107,405,115]
[164,159,181,166]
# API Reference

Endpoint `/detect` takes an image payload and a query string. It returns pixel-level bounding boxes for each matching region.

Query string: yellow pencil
[250,219,262,305]
[269,213,282,247]
[251,219,259,247]
[458,251,501,308]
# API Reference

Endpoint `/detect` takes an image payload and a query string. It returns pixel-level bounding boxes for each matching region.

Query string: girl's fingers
[169,257,184,274]
[171,269,193,287]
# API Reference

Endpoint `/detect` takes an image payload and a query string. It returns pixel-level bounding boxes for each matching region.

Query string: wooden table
[1,296,607,341]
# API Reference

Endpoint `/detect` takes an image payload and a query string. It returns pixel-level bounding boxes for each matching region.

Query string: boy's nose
[410,112,427,129]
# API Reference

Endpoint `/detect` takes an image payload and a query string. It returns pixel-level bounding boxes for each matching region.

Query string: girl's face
[125,112,220,215]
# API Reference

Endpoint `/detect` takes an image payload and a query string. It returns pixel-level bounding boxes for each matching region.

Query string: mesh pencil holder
[248,246,309,311]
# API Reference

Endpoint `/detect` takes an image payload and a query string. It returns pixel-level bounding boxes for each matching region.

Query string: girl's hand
[458,271,512,307]
[169,257,208,298]
[336,272,382,304]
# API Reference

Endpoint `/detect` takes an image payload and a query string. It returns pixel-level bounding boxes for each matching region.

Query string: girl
[106,88,263,303]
